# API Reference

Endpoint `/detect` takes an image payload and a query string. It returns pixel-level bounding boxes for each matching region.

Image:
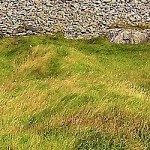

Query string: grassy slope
[0,34,150,150]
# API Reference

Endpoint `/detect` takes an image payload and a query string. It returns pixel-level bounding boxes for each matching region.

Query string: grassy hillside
[0,34,150,150]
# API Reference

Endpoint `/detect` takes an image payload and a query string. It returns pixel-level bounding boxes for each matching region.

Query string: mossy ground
[0,34,150,150]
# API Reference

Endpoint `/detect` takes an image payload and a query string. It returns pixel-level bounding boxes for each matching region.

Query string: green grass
[0,34,150,150]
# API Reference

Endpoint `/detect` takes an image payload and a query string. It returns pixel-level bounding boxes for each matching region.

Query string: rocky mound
[108,29,150,44]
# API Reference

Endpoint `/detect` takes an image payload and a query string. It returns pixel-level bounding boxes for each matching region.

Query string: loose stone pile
[0,0,150,43]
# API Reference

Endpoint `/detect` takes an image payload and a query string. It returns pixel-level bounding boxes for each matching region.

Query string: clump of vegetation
[111,21,150,30]
[0,34,150,150]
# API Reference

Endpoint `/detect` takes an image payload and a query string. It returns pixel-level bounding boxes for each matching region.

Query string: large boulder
[108,29,149,44]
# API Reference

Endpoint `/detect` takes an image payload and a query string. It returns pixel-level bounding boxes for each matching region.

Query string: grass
[0,33,150,150]
[110,21,150,30]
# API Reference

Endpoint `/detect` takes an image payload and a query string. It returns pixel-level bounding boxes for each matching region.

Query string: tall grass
[0,34,150,150]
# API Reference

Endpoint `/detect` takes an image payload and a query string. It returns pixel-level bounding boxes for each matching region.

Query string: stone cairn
[0,0,150,44]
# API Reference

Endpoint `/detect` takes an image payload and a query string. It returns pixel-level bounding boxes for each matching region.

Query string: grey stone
[0,0,149,43]
[109,29,149,44]
[26,30,33,35]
